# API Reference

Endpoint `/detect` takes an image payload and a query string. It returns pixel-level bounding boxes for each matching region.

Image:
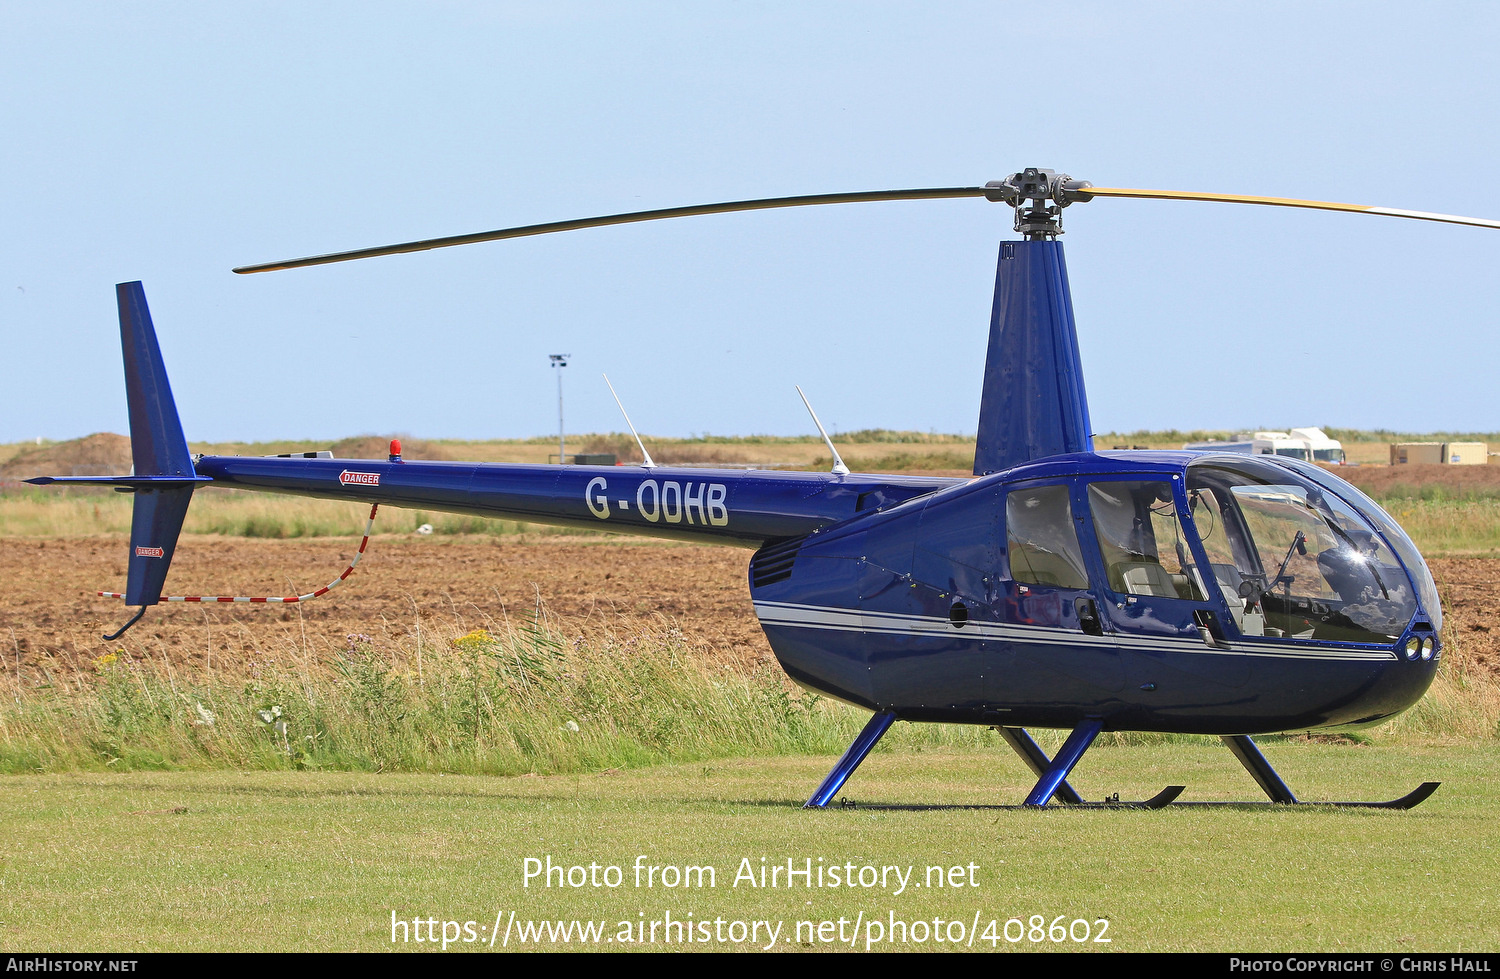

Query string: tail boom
[192,456,962,547]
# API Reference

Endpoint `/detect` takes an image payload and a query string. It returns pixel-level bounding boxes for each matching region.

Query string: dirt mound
[0,433,132,480]
[1334,463,1500,498]
[328,436,453,461]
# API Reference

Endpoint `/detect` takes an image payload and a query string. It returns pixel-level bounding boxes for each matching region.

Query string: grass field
[1,611,1495,952]
[1,743,1494,952]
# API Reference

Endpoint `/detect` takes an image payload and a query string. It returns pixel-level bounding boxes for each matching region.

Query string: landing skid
[1167,782,1441,810]
[802,716,1440,811]
[830,785,1186,812]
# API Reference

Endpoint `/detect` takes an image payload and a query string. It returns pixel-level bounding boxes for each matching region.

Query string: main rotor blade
[1082,187,1500,231]
[232,187,993,274]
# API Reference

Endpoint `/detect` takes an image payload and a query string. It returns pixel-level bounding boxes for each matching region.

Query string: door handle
[1075,597,1104,637]
[1194,609,1231,649]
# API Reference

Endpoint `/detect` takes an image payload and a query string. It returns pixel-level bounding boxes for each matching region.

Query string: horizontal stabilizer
[26,475,209,487]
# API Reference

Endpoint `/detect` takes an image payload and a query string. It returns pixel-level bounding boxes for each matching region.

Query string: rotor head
[984,168,1096,240]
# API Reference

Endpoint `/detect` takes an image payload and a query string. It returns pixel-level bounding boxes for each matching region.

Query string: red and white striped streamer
[100,504,379,604]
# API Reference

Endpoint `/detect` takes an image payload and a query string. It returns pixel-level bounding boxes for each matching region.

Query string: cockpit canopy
[1186,455,1435,643]
[997,451,1437,645]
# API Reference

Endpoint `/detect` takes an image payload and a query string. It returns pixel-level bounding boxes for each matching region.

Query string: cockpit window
[1006,485,1089,590]
[1272,456,1440,632]
[1187,459,1416,643]
[1086,481,1206,600]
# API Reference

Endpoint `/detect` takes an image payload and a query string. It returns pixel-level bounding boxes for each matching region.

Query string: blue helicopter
[38,169,1496,809]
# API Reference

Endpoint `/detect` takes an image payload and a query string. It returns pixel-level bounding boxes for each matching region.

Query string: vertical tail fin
[116,282,199,609]
[118,282,195,478]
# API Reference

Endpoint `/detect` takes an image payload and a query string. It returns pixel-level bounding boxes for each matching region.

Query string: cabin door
[1075,476,1249,687]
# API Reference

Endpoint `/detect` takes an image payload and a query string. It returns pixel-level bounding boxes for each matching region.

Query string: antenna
[796,386,849,476]
[602,374,656,469]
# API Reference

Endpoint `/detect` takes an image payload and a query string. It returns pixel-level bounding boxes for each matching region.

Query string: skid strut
[804,711,896,808]
[1223,735,1298,803]
[1022,719,1102,806]
[999,727,1086,805]
[807,715,1185,810]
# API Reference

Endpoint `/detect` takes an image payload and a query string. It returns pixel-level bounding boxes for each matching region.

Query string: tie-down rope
[100,504,379,604]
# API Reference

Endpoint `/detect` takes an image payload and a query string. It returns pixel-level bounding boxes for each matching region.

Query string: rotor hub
[985,168,1095,240]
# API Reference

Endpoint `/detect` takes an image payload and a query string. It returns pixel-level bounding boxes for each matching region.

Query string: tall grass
[2,607,1493,775]
[1366,483,1500,504]
[0,488,598,539]
[0,617,1009,775]
[1380,634,1500,742]
[813,450,974,472]
[1373,499,1500,556]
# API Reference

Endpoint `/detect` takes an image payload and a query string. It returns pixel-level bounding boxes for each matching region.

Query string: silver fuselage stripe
[752,600,1397,662]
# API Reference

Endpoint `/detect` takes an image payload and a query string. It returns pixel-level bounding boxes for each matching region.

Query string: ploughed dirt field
[1336,462,1500,497]
[1,534,1496,678]
[1,534,771,674]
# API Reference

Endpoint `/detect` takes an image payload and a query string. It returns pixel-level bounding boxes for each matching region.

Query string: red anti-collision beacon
[389,438,403,463]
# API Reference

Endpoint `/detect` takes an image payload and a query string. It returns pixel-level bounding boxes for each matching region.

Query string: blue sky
[4,2,1498,443]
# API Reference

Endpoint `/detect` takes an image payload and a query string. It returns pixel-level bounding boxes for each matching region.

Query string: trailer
[1183,427,1345,463]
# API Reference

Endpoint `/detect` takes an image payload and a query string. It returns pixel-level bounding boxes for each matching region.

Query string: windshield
[1270,456,1440,631]
[1187,458,1416,643]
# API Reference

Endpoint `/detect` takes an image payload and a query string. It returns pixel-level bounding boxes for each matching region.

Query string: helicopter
[35,168,1496,810]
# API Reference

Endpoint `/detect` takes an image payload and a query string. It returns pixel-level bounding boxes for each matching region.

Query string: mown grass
[1,743,1496,952]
